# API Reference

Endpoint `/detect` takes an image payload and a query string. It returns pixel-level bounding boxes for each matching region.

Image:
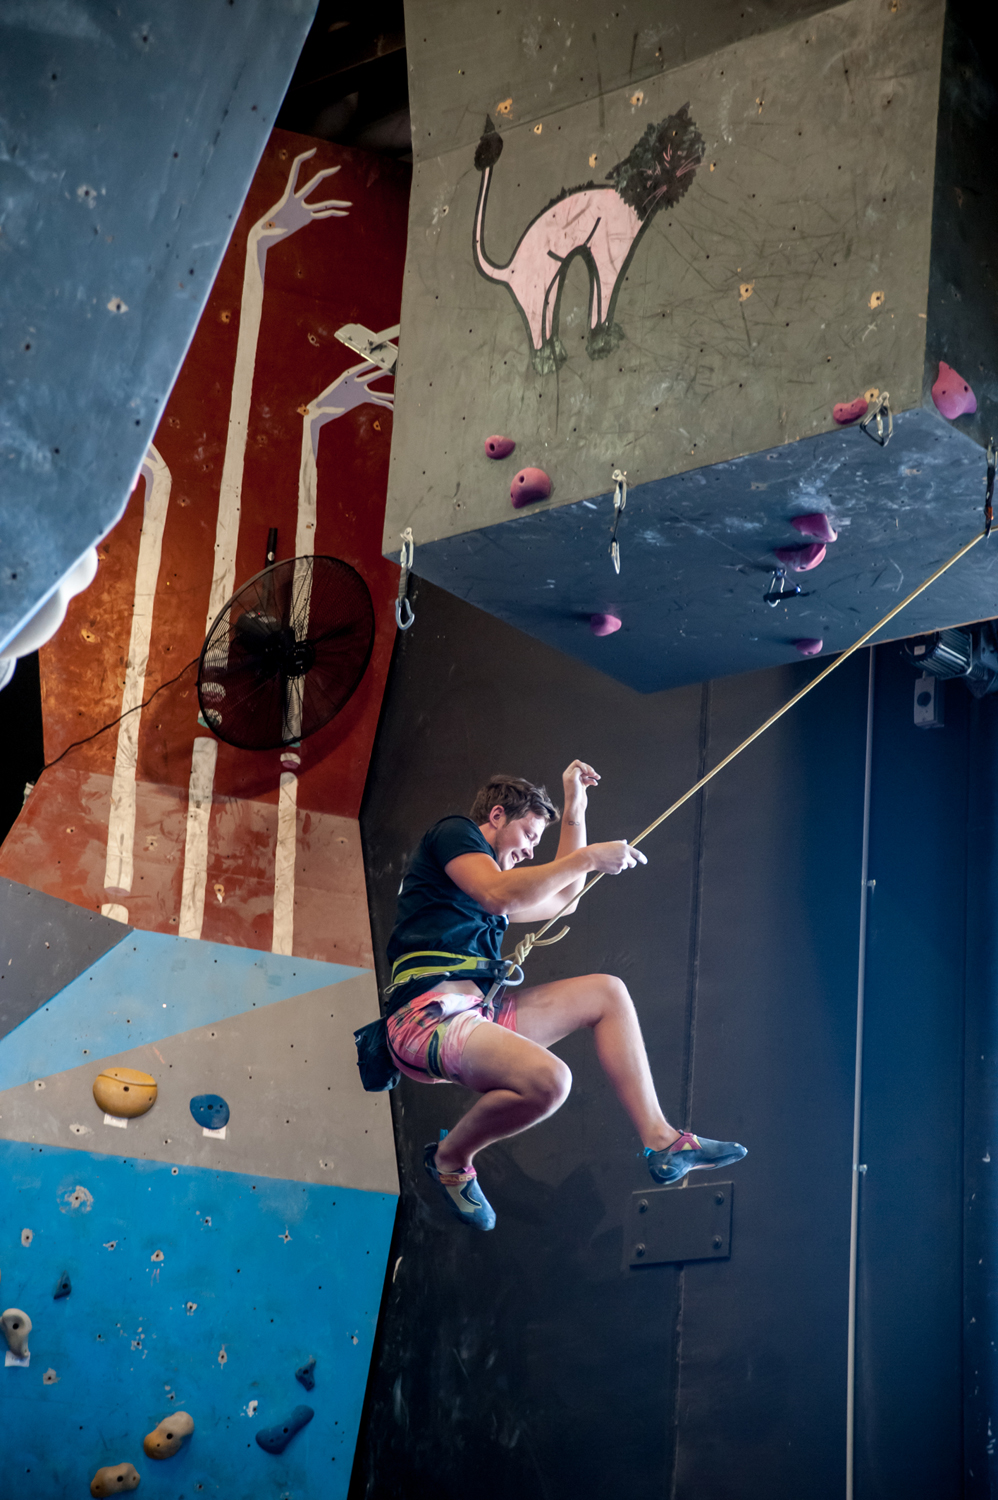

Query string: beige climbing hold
[92,1067,157,1118]
[1,1307,31,1357]
[90,1464,140,1496]
[143,1410,194,1459]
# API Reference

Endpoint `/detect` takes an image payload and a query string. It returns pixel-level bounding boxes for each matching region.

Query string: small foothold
[774,543,826,571]
[510,467,552,507]
[590,613,622,637]
[256,1405,315,1455]
[485,435,515,459]
[53,1271,72,1300]
[143,1410,194,1459]
[189,1093,230,1130]
[790,512,838,544]
[832,396,867,425]
[1,1308,31,1357]
[92,1066,157,1119]
[794,638,824,656]
[296,1356,316,1390]
[90,1464,140,1497]
[932,360,977,420]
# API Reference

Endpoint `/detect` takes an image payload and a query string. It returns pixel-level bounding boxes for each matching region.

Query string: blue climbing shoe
[645,1131,747,1185]
[423,1142,496,1231]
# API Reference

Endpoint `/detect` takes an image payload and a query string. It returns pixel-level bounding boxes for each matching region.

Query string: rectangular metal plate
[623,1181,734,1269]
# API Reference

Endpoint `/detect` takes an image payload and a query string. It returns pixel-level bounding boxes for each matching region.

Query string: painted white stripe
[103,445,171,894]
[100,903,130,924]
[207,150,350,635]
[271,771,299,956]
[178,737,218,940]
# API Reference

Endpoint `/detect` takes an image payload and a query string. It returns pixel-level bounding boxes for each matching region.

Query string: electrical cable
[39,657,200,774]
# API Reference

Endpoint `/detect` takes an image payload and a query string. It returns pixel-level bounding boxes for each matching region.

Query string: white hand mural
[296,345,396,558]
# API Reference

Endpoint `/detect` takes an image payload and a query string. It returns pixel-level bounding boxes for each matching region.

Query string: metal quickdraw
[763,567,803,607]
[859,391,892,447]
[396,527,415,630]
[609,469,627,574]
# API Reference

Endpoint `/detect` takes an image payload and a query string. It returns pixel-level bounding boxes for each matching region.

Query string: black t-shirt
[385,815,509,1013]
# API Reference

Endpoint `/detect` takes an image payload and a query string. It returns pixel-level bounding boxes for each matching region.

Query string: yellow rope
[509,527,986,969]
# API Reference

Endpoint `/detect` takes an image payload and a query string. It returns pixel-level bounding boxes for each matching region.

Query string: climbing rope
[508,524,987,969]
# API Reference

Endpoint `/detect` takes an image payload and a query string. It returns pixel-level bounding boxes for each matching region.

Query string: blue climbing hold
[255,1405,314,1454]
[295,1356,316,1390]
[189,1093,230,1129]
[53,1270,72,1300]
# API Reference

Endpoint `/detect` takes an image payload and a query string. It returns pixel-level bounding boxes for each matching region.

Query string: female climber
[383,759,747,1230]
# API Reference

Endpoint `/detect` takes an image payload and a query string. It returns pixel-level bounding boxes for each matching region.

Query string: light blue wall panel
[0,1140,396,1497]
[0,928,366,1089]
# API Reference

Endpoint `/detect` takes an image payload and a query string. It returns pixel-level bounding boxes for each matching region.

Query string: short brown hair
[469,775,559,826]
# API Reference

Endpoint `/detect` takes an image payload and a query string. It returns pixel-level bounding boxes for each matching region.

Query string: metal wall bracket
[623,1180,733,1269]
[334,322,399,373]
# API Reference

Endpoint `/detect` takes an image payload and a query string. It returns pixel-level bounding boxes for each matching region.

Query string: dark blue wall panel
[0,0,318,651]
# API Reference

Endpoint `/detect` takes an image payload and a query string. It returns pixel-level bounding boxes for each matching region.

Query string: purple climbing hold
[833,396,867,425]
[485,435,516,459]
[790,513,838,544]
[931,361,977,420]
[256,1405,314,1455]
[774,542,826,572]
[590,613,622,636]
[794,638,824,657]
[510,467,552,508]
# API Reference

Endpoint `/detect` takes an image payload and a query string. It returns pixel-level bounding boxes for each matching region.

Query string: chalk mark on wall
[104,445,172,899]
[472,107,704,374]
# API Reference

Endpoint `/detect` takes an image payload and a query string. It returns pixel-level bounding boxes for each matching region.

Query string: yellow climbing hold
[92,1067,157,1119]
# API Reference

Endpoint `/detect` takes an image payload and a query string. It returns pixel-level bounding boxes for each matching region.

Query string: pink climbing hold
[931,361,977,420]
[794,638,824,657]
[833,396,867,425]
[485,435,516,460]
[774,543,826,571]
[590,613,622,637]
[790,513,838,544]
[510,467,552,507]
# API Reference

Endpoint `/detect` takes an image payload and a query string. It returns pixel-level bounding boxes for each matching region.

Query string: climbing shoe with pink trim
[645,1132,747,1185]
[423,1142,496,1231]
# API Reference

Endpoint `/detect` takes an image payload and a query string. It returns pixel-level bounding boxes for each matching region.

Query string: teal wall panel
[0,1140,396,1497]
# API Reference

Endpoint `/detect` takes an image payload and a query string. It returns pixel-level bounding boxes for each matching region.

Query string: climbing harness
[396,526,415,630]
[859,391,892,447]
[609,469,627,574]
[986,439,995,538]
[507,521,988,971]
[763,567,803,607]
[386,950,524,997]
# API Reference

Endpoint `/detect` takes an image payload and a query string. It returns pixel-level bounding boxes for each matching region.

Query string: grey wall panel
[0,0,318,651]
[0,879,129,1043]
[404,0,833,161]
[386,0,942,552]
[0,972,398,1194]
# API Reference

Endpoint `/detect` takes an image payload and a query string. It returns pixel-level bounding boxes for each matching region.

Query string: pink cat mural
[473,105,705,374]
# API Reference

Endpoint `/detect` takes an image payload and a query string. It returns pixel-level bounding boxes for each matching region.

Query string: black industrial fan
[197,555,375,750]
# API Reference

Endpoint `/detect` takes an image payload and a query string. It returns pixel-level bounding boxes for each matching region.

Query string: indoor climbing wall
[0,124,409,1493]
[0,879,396,1496]
[0,127,409,963]
[385,0,998,689]
[0,0,319,661]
